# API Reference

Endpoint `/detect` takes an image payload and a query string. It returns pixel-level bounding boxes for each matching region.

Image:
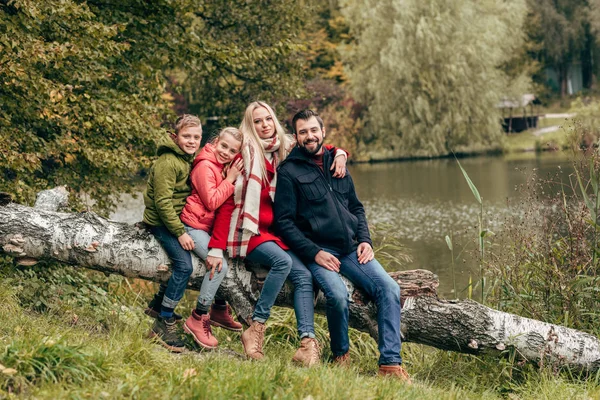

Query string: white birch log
[0,188,599,373]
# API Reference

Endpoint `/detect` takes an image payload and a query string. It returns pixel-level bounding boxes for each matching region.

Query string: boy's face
[173,126,202,155]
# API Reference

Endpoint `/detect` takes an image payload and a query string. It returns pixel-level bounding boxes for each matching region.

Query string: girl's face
[252,107,276,139]
[215,133,242,165]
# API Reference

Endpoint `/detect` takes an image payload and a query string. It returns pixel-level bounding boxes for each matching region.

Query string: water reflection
[350,152,574,298]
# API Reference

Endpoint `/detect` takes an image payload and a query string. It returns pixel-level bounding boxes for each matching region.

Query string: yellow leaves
[64,154,76,164]
[182,368,197,380]
[50,89,63,103]
[0,363,17,376]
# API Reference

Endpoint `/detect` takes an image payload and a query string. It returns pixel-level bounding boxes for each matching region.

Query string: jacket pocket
[297,172,328,201]
[332,177,350,194]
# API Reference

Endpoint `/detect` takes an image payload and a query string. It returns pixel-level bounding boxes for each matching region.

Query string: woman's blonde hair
[239,101,293,179]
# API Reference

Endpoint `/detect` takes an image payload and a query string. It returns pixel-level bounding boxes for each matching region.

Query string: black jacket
[274,146,372,263]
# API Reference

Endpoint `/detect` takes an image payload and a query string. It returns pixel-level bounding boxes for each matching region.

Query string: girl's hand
[208,259,223,280]
[206,255,223,277]
[226,159,244,183]
[178,232,195,251]
[331,153,347,178]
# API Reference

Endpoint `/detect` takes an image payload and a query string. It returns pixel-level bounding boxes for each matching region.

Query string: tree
[527,0,596,96]
[0,0,312,211]
[339,0,530,158]
[169,0,315,128]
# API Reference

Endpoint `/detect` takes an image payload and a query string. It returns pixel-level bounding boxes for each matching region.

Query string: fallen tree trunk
[1,188,599,373]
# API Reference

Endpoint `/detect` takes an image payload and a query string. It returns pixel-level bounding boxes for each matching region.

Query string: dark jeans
[305,248,403,365]
[150,225,193,309]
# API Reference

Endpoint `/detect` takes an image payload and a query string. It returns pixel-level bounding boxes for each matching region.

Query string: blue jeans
[306,248,403,365]
[150,225,193,309]
[287,251,316,339]
[245,241,293,322]
[184,225,228,308]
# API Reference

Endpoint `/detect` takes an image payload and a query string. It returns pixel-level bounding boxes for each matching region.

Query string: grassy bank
[0,266,599,399]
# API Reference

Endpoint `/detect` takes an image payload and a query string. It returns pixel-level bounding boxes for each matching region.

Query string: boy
[142,114,202,352]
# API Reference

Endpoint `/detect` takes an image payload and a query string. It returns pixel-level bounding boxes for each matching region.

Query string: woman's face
[215,133,242,165]
[252,107,276,139]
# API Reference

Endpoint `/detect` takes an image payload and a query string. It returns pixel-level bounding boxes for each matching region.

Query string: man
[274,109,410,382]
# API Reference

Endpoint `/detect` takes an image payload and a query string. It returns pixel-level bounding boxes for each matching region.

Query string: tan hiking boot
[241,320,266,360]
[332,351,351,367]
[292,337,321,367]
[210,304,243,332]
[378,365,412,384]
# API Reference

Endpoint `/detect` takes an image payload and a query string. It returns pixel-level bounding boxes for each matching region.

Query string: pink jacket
[180,143,235,233]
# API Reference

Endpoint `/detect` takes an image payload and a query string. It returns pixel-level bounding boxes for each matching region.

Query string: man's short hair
[291,109,324,134]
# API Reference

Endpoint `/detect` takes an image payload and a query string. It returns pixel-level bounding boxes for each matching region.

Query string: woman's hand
[331,154,347,178]
[226,159,244,183]
[178,232,195,251]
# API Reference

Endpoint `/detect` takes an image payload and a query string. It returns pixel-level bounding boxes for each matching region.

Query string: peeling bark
[1,188,600,373]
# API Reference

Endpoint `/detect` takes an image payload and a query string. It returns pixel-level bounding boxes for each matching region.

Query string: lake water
[110,152,574,298]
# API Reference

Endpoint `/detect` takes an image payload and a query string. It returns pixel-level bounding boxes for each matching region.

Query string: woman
[206,101,347,362]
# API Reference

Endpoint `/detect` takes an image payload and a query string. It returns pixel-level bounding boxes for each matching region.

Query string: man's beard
[299,140,323,156]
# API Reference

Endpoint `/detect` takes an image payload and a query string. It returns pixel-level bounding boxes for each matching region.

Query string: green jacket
[143,135,194,237]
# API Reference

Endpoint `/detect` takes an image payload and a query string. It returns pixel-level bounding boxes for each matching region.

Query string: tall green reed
[454,156,489,303]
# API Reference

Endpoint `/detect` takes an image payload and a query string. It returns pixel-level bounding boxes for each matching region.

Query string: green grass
[503,124,570,153]
[0,273,599,399]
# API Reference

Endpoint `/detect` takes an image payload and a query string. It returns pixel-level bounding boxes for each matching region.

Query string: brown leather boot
[241,321,266,360]
[378,365,412,384]
[332,351,351,367]
[292,337,321,367]
[210,304,243,332]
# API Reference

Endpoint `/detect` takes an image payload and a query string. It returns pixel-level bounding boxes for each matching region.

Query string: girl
[179,127,244,349]
[206,101,347,361]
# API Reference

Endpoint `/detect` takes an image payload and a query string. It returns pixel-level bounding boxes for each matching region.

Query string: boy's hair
[217,127,243,144]
[174,114,202,135]
[291,109,324,134]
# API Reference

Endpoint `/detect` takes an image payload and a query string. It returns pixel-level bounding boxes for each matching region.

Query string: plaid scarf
[227,135,281,258]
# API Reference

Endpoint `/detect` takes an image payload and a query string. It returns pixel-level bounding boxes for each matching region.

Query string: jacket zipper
[308,153,350,252]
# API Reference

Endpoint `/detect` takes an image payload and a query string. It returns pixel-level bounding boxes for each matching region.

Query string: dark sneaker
[144,307,183,322]
[149,316,186,353]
